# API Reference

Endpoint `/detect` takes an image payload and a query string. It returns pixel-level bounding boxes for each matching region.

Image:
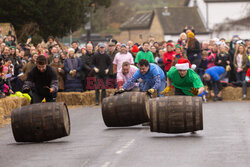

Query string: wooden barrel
[102,92,149,127]
[148,96,203,134]
[11,102,70,142]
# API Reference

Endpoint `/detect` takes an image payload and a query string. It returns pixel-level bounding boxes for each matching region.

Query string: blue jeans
[139,78,166,97]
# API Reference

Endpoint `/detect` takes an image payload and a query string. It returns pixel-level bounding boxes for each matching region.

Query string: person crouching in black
[22,55,58,103]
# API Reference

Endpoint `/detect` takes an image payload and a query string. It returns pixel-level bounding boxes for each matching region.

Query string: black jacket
[215,52,230,68]
[91,51,111,77]
[23,65,58,96]
[80,51,94,78]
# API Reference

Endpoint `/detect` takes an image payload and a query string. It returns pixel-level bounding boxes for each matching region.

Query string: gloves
[160,86,170,95]
[114,88,125,95]
[94,67,99,73]
[147,88,155,97]
[22,88,30,94]
[72,70,76,77]
[105,69,109,74]
[226,65,231,72]
[189,87,199,96]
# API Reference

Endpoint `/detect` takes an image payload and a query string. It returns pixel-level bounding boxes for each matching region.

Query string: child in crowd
[172,44,183,66]
[163,43,175,74]
[197,51,208,82]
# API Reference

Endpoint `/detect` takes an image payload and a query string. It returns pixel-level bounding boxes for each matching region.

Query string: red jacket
[246,68,250,83]
[163,51,175,71]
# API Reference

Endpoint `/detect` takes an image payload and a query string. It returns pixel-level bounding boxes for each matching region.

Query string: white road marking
[101,161,111,167]
[115,139,135,154]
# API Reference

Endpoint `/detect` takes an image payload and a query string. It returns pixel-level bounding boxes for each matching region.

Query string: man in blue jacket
[116,59,166,97]
[203,66,226,101]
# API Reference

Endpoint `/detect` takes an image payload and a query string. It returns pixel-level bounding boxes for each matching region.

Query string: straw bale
[222,87,242,100]
[72,92,83,105]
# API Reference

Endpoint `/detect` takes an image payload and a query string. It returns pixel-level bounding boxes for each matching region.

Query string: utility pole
[85,1,95,43]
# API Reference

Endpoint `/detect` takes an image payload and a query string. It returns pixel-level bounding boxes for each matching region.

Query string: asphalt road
[0,102,250,167]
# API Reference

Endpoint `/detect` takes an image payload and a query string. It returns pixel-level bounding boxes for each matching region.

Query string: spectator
[127,41,133,49]
[71,41,81,54]
[156,48,165,72]
[64,48,82,92]
[215,44,230,69]
[21,52,38,81]
[60,51,67,64]
[177,32,187,50]
[207,44,218,69]
[186,32,201,71]
[172,44,184,66]
[50,54,65,92]
[135,42,155,65]
[1,46,10,60]
[80,43,94,91]
[150,46,158,58]
[46,36,57,49]
[91,43,111,105]
[203,66,227,101]
[163,43,175,73]
[242,68,250,99]
[113,44,134,75]
[131,44,139,59]
[233,44,248,83]
[116,62,138,90]
[107,41,118,88]
[201,41,209,52]
[197,51,208,81]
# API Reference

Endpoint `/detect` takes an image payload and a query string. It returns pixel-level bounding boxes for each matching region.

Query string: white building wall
[189,1,250,30]
[207,2,250,29]
[213,28,250,40]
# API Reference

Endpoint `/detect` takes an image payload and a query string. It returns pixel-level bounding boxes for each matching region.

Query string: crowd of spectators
[0,26,250,101]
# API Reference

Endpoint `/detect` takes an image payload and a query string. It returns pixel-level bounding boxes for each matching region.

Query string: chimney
[162,6,170,16]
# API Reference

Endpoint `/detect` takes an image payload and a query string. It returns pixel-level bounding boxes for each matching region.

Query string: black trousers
[243,81,250,95]
[31,91,57,104]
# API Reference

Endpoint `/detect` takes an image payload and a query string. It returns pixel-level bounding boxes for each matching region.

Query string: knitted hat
[175,44,181,49]
[131,45,139,53]
[175,58,191,70]
[166,43,174,47]
[68,48,75,53]
[187,32,195,39]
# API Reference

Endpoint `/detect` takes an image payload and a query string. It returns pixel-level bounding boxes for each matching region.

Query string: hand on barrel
[22,88,31,94]
[44,86,53,93]
[189,87,199,96]
[147,88,155,97]
[160,86,170,95]
[114,88,125,95]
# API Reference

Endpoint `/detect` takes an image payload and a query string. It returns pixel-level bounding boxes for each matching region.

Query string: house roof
[120,12,154,30]
[155,7,208,35]
[204,0,250,3]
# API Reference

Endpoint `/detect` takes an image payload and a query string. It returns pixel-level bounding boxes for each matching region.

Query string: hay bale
[60,92,73,105]
[81,92,91,105]
[247,88,250,100]
[72,92,83,105]
[223,87,242,100]
[56,92,62,102]
[0,96,30,125]
[0,108,4,125]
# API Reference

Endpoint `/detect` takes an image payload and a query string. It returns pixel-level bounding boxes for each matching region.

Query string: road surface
[0,102,250,167]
